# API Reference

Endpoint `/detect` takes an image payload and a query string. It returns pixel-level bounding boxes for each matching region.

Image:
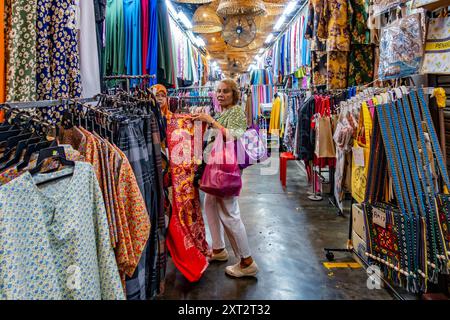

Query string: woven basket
[192,5,223,33]
[216,0,267,17]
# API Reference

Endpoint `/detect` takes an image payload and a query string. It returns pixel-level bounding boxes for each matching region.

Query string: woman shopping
[192,79,259,278]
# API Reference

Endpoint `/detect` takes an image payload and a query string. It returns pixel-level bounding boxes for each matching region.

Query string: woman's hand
[192,113,215,125]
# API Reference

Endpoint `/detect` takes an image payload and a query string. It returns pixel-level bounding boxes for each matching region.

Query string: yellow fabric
[351,101,373,203]
[433,88,446,109]
[269,96,281,135]
[280,95,285,137]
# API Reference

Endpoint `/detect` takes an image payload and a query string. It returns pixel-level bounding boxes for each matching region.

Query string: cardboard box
[352,203,366,241]
[352,230,369,266]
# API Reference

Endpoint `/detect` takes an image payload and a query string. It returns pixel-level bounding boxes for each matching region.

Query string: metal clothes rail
[1,97,99,110]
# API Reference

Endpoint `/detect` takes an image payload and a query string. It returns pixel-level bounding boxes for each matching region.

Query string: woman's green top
[215,105,247,140]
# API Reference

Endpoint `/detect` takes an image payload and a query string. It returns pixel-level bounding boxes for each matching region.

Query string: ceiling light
[283,1,297,16]
[274,15,286,31]
[165,0,176,15]
[212,37,216,41]
[177,11,192,29]
[265,34,274,44]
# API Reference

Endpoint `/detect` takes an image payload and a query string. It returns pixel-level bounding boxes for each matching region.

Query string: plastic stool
[280,152,296,188]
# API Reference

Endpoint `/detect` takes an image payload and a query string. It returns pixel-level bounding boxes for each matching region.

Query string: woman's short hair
[219,79,240,105]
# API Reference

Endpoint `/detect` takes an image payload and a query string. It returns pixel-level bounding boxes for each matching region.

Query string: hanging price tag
[352,147,365,167]
[372,208,386,229]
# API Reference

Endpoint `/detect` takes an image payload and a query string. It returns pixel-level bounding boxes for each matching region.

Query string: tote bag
[314,97,336,158]
[351,101,373,203]
[422,15,450,74]
[200,138,242,198]
[236,124,269,170]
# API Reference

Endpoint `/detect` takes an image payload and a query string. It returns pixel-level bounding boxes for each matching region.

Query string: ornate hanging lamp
[216,0,267,17]
[192,5,223,33]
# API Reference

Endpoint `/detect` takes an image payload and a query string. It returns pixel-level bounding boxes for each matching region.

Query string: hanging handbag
[236,124,269,170]
[363,105,419,293]
[314,97,336,158]
[421,10,450,74]
[412,88,450,274]
[351,101,373,203]
[200,137,242,198]
[378,13,423,80]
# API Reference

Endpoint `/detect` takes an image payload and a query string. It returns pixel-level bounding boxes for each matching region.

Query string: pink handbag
[200,138,242,198]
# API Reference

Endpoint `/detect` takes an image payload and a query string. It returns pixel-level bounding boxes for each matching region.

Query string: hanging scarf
[166,115,209,282]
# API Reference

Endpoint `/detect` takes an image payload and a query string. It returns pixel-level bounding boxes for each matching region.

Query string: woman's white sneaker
[209,249,229,262]
[225,261,259,277]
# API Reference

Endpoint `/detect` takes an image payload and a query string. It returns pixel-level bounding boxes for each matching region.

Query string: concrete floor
[161,159,393,300]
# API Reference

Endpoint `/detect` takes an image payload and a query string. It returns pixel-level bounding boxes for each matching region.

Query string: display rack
[1,97,99,110]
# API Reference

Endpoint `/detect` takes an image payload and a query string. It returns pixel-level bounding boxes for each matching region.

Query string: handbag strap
[378,101,416,289]
[380,101,417,285]
[409,90,446,276]
[396,94,432,289]
[417,88,450,192]
[415,88,450,267]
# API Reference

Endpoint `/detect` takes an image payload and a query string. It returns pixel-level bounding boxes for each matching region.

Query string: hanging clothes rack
[1,97,99,110]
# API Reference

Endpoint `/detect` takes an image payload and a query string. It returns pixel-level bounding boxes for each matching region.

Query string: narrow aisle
[163,159,393,300]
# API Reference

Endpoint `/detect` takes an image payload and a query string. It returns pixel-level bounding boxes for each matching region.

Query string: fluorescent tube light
[265,34,274,44]
[273,15,286,31]
[283,1,297,16]
[177,11,192,29]
[165,0,176,15]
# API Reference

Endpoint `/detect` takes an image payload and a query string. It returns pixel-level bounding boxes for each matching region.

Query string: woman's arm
[192,113,233,140]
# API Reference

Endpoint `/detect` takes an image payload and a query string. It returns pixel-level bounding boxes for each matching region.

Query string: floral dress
[35,0,82,123]
[5,0,37,102]
[348,0,374,86]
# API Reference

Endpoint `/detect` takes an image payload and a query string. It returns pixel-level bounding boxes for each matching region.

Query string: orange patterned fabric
[58,127,87,156]
[113,145,150,277]
[76,128,117,246]
[57,127,150,289]
[106,141,132,274]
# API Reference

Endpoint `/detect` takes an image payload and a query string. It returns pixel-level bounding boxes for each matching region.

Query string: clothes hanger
[16,139,56,171]
[0,112,53,162]
[29,145,75,181]
[0,136,42,171]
